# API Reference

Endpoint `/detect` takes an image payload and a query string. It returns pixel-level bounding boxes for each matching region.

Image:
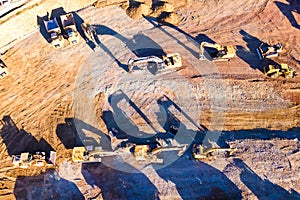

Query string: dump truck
[72,146,117,163]
[263,63,296,78]
[199,42,235,61]
[43,18,64,48]
[0,59,8,78]
[60,13,79,45]
[257,42,282,60]
[128,53,182,72]
[192,144,236,160]
[12,151,56,168]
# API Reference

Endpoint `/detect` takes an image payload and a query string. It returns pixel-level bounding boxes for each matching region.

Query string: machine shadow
[14,169,84,200]
[0,115,54,156]
[55,118,83,149]
[155,150,242,200]
[275,0,300,29]
[233,158,300,199]
[236,29,264,71]
[81,162,159,200]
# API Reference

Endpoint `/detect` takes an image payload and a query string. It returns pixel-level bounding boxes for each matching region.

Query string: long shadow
[105,90,159,143]
[93,24,166,72]
[0,116,54,156]
[237,30,263,71]
[275,0,300,29]
[14,169,84,200]
[36,12,50,43]
[233,158,300,199]
[56,118,83,149]
[81,163,159,200]
[218,127,300,147]
[143,16,199,58]
[155,151,242,200]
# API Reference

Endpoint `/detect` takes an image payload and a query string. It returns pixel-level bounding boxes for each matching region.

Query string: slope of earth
[0,0,299,199]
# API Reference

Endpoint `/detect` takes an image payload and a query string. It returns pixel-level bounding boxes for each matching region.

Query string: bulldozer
[44,18,64,48]
[199,42,235,61]
[12,151,56,168]
[72,146,117,163]
[192,144,236,160]
[257,42,282,60]
[0,59,8,78]
[60,13,80,45]
[128,53,182,72]
[263,63,296,78]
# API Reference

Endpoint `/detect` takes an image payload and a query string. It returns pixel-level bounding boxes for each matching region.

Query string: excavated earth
[0,0,299,199]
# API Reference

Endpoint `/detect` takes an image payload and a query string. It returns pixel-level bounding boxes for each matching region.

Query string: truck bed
[43,18,60,32]
[60,13,75,28]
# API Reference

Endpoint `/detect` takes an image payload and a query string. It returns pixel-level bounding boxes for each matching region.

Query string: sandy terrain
[0,0,299,199]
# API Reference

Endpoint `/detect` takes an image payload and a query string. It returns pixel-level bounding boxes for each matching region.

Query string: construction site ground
[0,0,300,199]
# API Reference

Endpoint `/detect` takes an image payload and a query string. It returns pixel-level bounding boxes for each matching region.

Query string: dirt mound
[125,1,152,19]
[157,11,180,25]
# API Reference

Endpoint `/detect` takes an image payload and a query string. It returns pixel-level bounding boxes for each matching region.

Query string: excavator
[12,151,56,168]
[199,42,235,61]
[128,53,182,72]
[192,144,236,160]
[263,63,296,78]
[257,42,282,60]
[133,141,187,164]
[0,59,8,78]
[72,146,117,163]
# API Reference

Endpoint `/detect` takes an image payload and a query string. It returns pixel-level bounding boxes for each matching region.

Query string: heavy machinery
[12,151,56,168]
[43,18,64,48]
[263,63,296,78]
[60,13,79,45]
[81,22,97,43]
[257,42,283,60]
[128,53,182,72]
[192,144,236,160]
[133,139,187,164]
[72,146,117,163]
[199,42,235,61]
[0,59,8,78]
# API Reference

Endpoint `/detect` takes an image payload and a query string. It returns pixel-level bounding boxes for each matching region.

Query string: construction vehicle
[44,18,64,48]
[257,42,282,60]
[263,63,296,78]
[12,151,56,168]
[199,42,235,61]
[128,53,182,72]
[72,146,117,163]
[133,141,187,164]
[60,13,79,45]
[192,144,236,160]
[0,59,8,78]
[81,23,97,43]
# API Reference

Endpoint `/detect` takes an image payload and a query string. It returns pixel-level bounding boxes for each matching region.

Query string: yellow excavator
[257,42,283,60]
[199,42,236,61]
[72,146,117,163]
[133,143,186,164]
[263,63,296,78]
[192,144,236,160]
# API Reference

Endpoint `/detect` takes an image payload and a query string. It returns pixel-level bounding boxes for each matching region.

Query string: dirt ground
[0,0,300,199]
